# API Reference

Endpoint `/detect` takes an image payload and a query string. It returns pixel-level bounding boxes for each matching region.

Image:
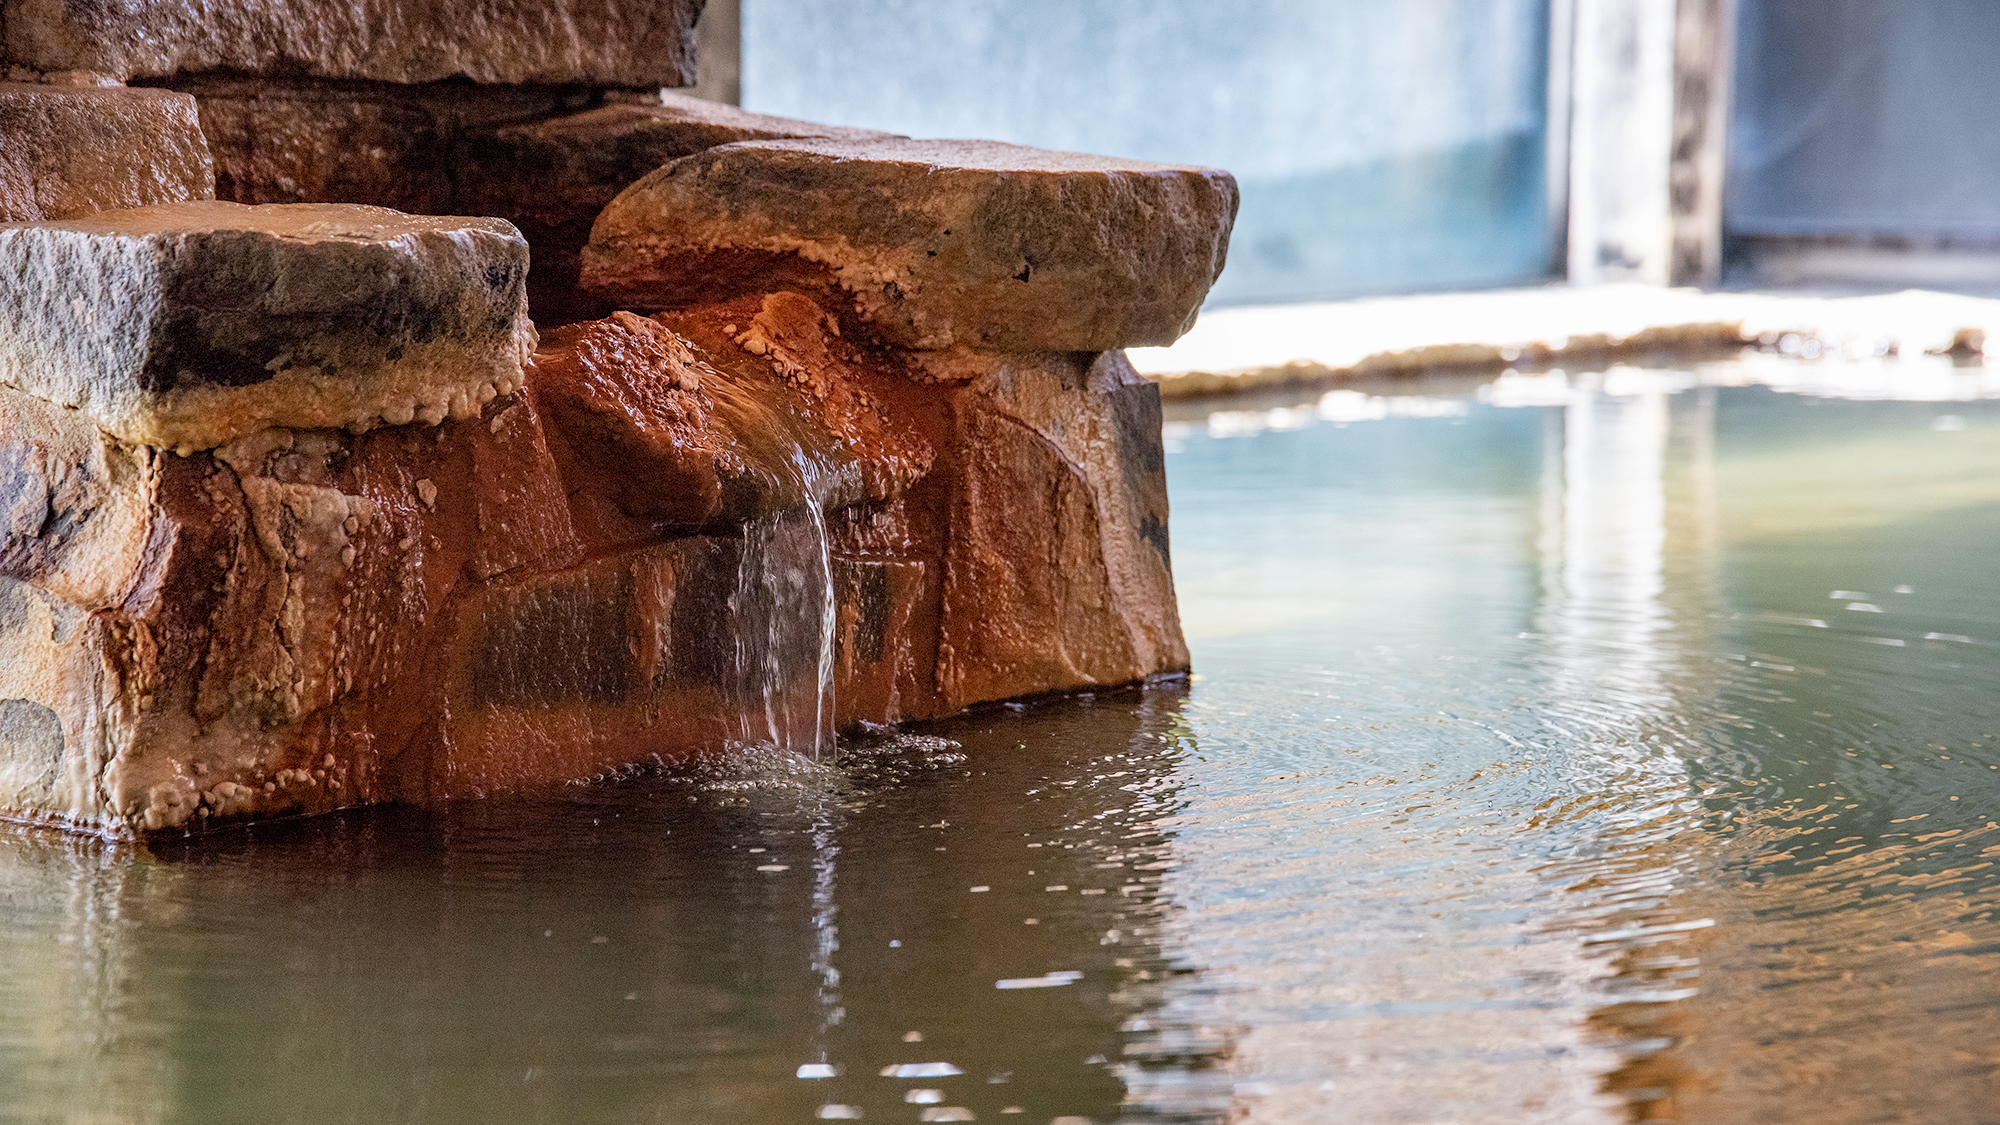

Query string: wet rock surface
[1,0,703,86]
[936,349,1187,709]
[0,83,214,221]
[582,136,1240,351]
[0,200,532,450]
[0,294,1190,836]
[0,17,1226,835]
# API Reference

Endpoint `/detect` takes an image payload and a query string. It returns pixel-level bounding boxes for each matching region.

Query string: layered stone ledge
[0,201,532,450]
[1,0,703,86]
[583,136,1240,352]
[142,82,905,324]
[0,54,1233,838]
[0,83,214,221]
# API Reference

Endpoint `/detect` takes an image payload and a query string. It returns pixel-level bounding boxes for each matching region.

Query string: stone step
[455,92,898,323]
[0,83,214,222]
[2,0,702,86]
[581,136,1239,353]
[0,200,533,450]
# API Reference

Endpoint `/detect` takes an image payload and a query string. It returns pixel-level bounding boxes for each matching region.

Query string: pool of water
[5,354,2000,1124]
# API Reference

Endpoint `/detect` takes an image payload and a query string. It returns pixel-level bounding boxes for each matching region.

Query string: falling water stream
[702,370,844,761]
[728,508,838,759]
[2,353,1999,1123]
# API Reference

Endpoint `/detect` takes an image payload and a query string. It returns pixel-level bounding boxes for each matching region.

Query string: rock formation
[0,1,1236,837]
[0,83,214,221]
[583,136,1239,351]
[2,0,704,86]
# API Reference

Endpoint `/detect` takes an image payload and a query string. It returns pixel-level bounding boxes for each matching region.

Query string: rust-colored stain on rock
[0,289,1192,836]
[0,30,1230,835]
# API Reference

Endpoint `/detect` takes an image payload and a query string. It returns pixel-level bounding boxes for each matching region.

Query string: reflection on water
[6,355,2000,1123]
[1160,356,2000,1123]
[0,701,1209,1125]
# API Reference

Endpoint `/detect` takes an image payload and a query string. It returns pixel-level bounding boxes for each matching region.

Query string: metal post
[1669,0,1736,286]
[690,0,742,105]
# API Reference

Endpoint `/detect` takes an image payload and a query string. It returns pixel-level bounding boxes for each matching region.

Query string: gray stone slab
[0,201,532,450]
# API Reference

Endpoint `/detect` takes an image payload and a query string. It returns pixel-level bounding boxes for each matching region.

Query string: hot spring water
[2,354,1998,1124]
[728,507,837,758]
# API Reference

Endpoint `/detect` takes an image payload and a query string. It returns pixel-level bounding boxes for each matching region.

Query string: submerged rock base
[0,8,1233,838]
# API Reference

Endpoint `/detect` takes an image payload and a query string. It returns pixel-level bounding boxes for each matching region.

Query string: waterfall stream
[703,369,844,762]
[728,508,836,760]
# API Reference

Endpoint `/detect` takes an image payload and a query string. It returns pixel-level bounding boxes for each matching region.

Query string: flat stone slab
[0,83,214,221]
[457,94,896,323]
[0,201,531,450]
[582,136,1239,352]
[1,0,702,86]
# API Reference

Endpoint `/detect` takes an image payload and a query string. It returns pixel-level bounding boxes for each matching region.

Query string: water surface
[4,355,2000,1123]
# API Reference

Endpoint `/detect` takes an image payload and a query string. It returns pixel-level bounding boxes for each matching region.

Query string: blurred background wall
[1728,0,2000,286]
[701,0,2000,306]
[736,0,1553,307]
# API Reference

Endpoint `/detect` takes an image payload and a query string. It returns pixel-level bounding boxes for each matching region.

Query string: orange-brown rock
[936,349,1186,709]
[168,81,898,324]
[0,291,1190,837]
[1,0,702,86]
[0,318,812,835]
[0,83,214,221]
[582,136,1240,352]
